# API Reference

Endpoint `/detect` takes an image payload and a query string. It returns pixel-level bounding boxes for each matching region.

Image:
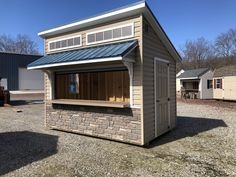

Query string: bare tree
[215,28,236,57]
[181,37,213,69]
[0,34,39,54]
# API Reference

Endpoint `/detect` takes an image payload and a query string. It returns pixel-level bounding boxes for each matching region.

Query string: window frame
[207,79,213,89]
[86,23,134,45]
[216,79,222,89]
[48,34,82,52]
[54,70,130,102]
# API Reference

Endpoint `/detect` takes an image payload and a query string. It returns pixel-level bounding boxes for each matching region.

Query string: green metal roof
[28,40,137,69]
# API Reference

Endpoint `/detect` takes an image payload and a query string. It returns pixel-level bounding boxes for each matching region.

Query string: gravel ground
[0,100,236,177]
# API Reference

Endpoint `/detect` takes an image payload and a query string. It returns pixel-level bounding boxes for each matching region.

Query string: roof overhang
[38,1,181,62]
[27,56,123,70]
[179,77,199,80]
[38,1,145,37]
[27,40,137,70]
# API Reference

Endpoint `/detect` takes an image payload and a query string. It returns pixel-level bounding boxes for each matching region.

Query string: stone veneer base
[46,103,142,145]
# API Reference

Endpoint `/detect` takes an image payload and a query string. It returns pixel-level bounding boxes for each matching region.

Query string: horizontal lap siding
[223,76,236,100]
[143,18,176,144]
[44,72,51,100]
[44,16,142,107]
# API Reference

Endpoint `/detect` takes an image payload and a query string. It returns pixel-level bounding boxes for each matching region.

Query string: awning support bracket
[123,60,134,108]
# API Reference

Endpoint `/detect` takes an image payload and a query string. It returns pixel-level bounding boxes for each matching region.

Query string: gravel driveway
[0,100,236,177]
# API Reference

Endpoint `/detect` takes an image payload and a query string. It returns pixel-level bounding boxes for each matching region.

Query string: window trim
[54,70,130,103]
[48,34,82,52]
[216,79,222,89]
[86,23,134,45]
[207,79,213,89]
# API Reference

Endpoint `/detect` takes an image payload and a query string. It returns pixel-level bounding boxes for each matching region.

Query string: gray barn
[0,52,44,90]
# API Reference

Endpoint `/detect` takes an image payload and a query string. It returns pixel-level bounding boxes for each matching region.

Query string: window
[113,28,122,38]
[192,82,199,90]
[49,42,55,50]
[104,30,112,40]
[86,23,134,45]
[68,74,79,94]
[61,40,67,48]
[215,79,222,89]
[87,34,95,43]
[122,26,132,36]
[207,80,213,89]
[48,35,82,51]
[74,37,81,45]
[55,41,61,49]
[55,70,130,102]
[96,32,103,41]
[68,38,74,47]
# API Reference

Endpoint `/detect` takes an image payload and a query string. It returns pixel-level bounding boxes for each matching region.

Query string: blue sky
[0,0,236,54]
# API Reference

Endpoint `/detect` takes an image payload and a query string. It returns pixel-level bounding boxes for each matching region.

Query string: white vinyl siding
[86,23,134,45]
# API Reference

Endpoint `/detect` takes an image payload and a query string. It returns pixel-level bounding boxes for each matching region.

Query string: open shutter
[220,79,222,89]
[214,79,216,89]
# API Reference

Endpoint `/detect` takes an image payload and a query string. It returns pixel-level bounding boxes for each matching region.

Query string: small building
[176,69,184,95]
[213,65,236,101]
[0,52,44,90]
[177,68,213,99]
[28,1,181,145]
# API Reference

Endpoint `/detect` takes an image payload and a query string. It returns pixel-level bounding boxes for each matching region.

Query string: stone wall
[46,103,142,145]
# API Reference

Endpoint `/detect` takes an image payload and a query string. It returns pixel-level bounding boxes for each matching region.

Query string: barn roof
[177,68,209,79]
[213,65,236,77]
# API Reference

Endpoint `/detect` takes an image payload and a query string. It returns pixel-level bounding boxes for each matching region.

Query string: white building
[176,69,184,94]
[177,68,213,99]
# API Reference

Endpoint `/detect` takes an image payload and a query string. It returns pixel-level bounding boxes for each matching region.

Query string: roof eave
[178,77,199,80]
[38,2,146,38]
[27,56,123,70]
[143,4,182,62]
[38,1,181,62]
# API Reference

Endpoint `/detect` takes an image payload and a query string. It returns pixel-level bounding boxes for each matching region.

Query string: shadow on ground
[0,131,58,175]
[148,116,227,148]
[10,100,44,106]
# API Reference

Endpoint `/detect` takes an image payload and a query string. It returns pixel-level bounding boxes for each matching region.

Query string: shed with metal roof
[28,1,181,146]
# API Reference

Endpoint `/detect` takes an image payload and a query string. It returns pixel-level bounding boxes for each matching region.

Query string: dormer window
[48,35,82,51]
[86,23,134,45]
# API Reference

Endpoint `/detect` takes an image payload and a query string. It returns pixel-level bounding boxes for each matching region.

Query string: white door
[19,68,44,90]
[154,59,170,137]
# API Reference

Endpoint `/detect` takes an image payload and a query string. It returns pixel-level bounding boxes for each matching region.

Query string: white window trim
[48,34,82,52]
[216,79,221,89]
[86,23,134,45]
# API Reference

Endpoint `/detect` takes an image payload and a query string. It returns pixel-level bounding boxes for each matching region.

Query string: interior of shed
[55,69,130,103]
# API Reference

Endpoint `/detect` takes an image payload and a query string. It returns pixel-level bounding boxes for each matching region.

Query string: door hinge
[168,98,170,101]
